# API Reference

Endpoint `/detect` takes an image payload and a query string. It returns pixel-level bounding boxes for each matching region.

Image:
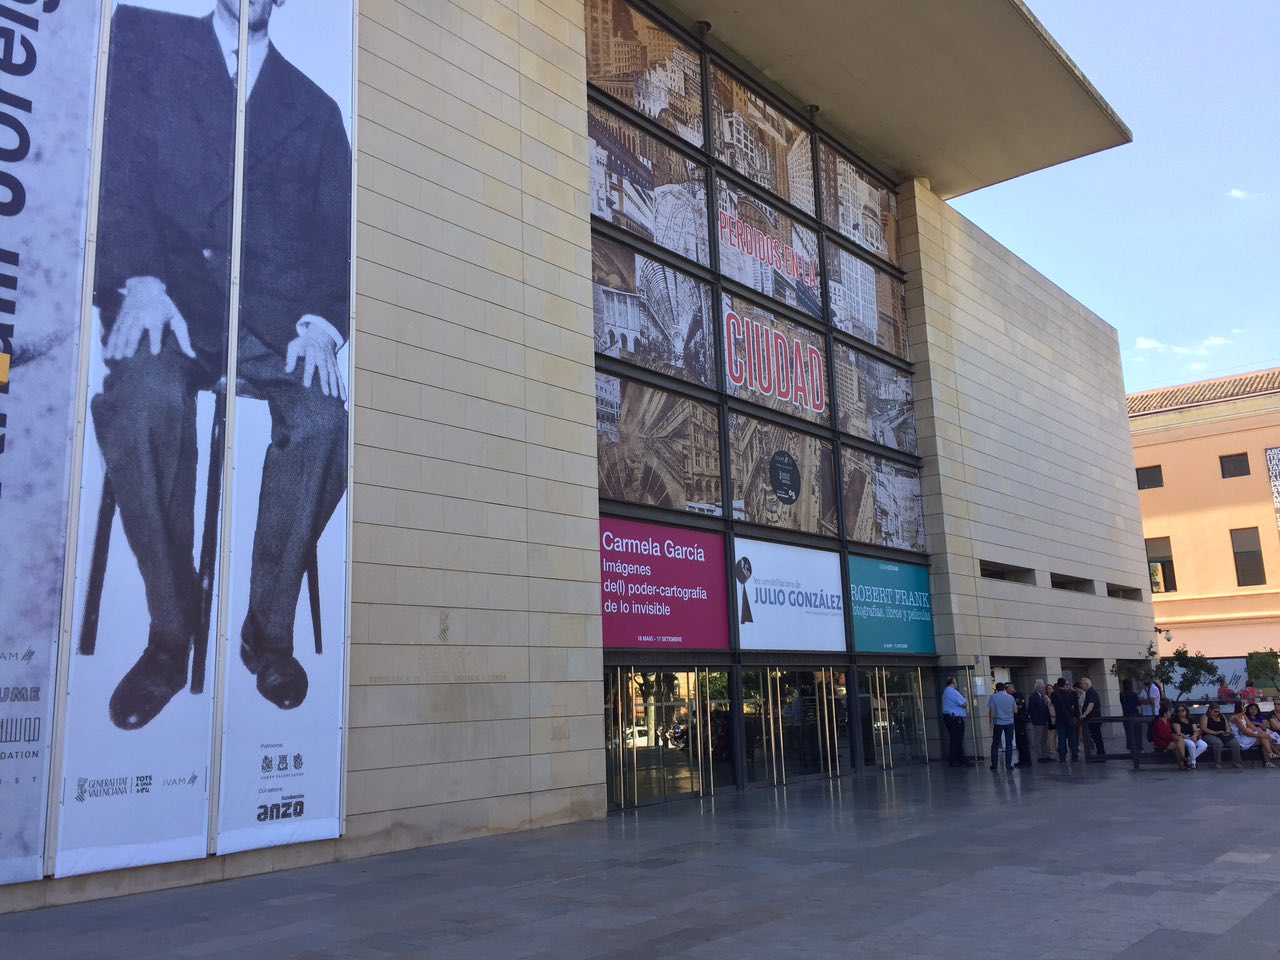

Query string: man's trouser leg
[990,723,1013,767]
[1063,725,1079,759]
[236,332,348,650]
[1035,723,1049,758]
[92,343,203,648]
[1090,721,1106,755]
[946,716,965,764]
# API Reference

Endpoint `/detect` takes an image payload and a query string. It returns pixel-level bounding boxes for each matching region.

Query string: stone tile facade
[900,178,1153,707]
[343,0,603,858]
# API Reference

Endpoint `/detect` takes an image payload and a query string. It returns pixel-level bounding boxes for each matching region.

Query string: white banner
[0,0,103,885]
[215,0,352,855]
[55,0,241,876]
[733,537,846,652]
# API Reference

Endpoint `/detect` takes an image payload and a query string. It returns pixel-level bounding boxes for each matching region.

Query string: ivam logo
[0,648,35,664]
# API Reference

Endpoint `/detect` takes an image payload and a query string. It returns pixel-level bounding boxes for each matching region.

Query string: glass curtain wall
[606,667,733,809]
[859,666,929,769]
[742,668,848,785]
[589,0,932,803]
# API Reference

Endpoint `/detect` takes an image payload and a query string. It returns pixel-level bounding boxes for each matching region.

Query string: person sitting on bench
[1230,703,1278,768]
[1151,705,1191,770]
[1199,703,1243,769]
[1170,704,1208,769]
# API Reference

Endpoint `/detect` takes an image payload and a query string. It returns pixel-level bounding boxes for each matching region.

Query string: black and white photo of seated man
[90,0,351,730]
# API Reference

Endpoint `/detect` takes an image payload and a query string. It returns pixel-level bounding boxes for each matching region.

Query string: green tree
[1112,641,1227,701]
[1246,650,1280,691]
[1163,646,1225,701]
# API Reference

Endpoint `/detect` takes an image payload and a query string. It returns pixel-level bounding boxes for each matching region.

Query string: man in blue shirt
[942,677,972,767]
[988,682,1017,770]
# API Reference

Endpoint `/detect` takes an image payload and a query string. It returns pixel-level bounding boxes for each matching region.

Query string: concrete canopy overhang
[663,0,1132,199]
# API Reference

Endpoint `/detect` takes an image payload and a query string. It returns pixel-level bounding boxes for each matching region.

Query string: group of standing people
[943,673,1280,772]
[942,675,1105,769]
[1010,677,1104,766]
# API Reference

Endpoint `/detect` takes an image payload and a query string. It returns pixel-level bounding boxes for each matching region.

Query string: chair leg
[78,476,117,656]
[306,546,322,656]
[192,388,228,695]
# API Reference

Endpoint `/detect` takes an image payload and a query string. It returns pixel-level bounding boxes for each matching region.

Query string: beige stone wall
[345,0,602,858]
[1,0,601,914]
[899,179,1153,682]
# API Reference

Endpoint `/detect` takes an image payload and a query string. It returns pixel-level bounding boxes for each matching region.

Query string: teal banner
[848,556,935,654]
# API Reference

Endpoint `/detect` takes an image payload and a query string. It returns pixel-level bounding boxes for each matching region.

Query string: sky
[949,0,1280,395]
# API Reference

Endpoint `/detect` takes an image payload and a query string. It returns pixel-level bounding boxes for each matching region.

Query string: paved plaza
[5,761,1280,959]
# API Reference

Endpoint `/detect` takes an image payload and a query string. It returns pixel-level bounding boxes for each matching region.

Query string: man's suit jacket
[95,5,351,359]
[1028,690,1050,725]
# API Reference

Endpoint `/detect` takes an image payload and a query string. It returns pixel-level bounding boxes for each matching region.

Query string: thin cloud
[1187,362,1209,372]
[1227,188,1262,201]
[1133,335,1233,357]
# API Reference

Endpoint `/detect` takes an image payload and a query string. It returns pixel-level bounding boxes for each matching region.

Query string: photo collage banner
[587,0,932,657]
[1,0,354,885]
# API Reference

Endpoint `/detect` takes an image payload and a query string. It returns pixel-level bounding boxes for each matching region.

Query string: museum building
[0,0,1155,910]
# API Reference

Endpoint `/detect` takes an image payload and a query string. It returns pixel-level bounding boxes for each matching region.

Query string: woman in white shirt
[1230,704,1278,768]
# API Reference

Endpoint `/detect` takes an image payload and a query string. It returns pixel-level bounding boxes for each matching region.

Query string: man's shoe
[109,644,188,730]
[1037,757,1053,763]
[989,764,997,770]
[241,620,308,710]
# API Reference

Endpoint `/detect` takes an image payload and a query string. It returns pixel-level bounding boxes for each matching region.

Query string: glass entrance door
[742,668,846,786]
[933,666,980,763]
[858,666,928,769]
[605,667,732,810]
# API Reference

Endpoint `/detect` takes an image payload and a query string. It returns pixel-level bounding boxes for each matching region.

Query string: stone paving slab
[4,761,1280,959]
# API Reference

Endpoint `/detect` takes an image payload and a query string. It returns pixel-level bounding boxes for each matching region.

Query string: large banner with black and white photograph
[0,0,103,886]
[56,0,238,876]
[216,0,353,852]
[55,0,352,876]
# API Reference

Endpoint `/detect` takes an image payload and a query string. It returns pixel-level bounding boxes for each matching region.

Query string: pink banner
[600,518,728,650]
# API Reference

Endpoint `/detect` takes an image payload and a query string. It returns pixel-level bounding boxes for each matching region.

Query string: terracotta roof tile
[1127,368,1280,416]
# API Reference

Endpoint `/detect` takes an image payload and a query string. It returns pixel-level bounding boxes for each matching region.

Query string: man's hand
[105,276,196,360]
[285,321,347,400]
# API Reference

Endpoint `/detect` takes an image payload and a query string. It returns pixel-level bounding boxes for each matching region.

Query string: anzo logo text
[257,795,305,822]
